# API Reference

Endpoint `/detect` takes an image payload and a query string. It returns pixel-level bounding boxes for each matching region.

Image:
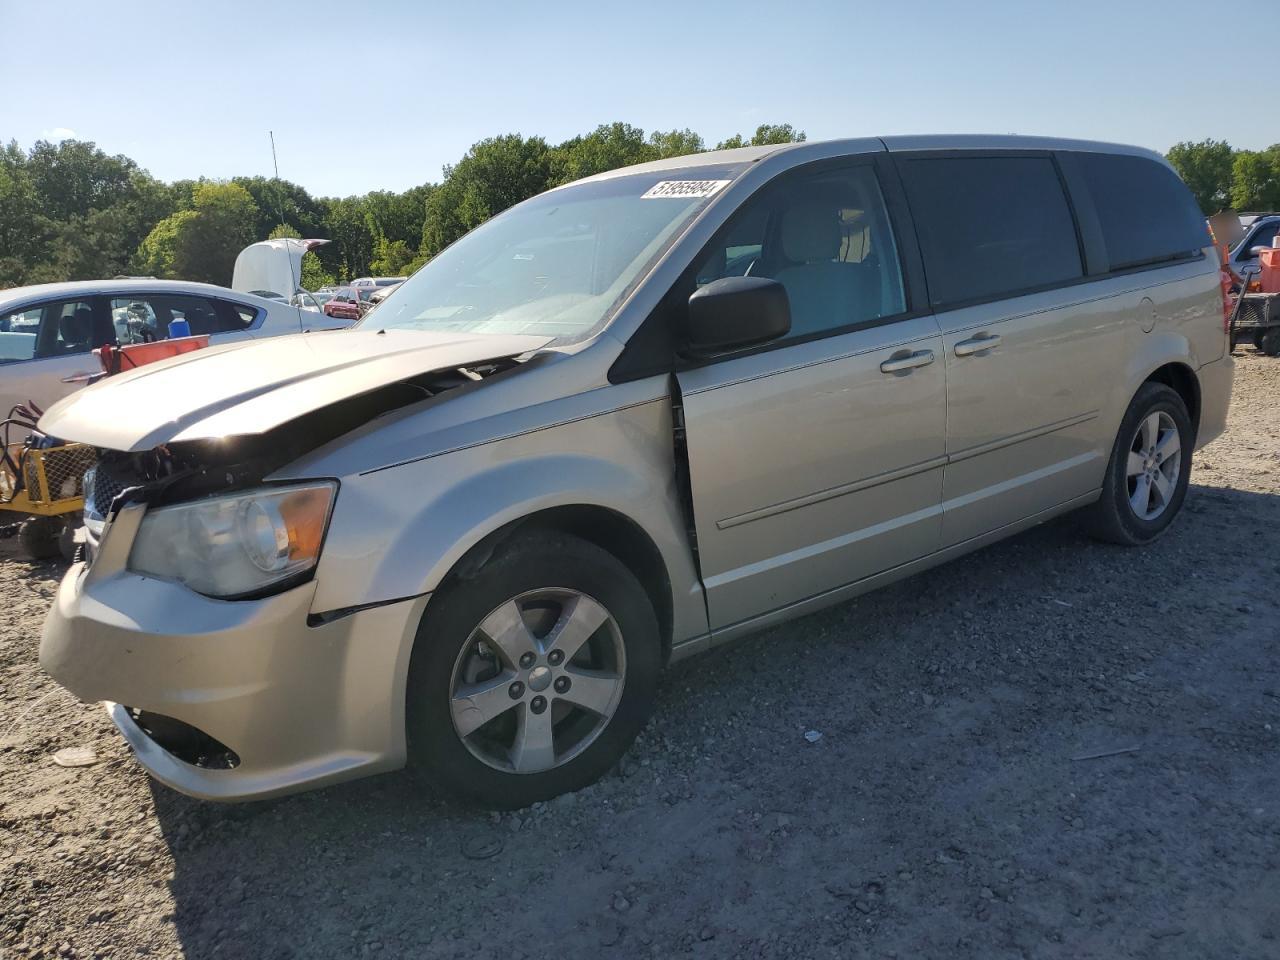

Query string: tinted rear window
[1077,153,1209,271]
[900,156,1083,307]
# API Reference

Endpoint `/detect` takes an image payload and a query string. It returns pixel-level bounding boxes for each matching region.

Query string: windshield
[361,163,747,342]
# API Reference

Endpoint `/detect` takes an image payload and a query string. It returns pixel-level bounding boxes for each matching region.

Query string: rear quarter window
[899,155,1083,308]
[1076,153,1209,272]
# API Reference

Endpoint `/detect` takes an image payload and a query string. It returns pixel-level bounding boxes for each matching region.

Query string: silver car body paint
[39,136,1233,800]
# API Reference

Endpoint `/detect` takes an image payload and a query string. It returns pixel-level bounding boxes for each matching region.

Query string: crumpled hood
[38,329,551,452]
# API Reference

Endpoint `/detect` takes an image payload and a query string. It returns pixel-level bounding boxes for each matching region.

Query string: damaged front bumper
[40,505,428,801]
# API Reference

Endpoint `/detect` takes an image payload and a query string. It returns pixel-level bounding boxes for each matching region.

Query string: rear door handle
[879,349,935,374]
[954,334,1002,357]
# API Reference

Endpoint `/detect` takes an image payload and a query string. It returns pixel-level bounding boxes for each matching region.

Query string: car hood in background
[232,238,330,299]
[38,330,551,452]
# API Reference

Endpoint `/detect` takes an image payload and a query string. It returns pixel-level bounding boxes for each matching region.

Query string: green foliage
[1230,147,1280,212]
[370,238,414,276]
[0,142,47,286]
[422,134,553,257]
[750,123,807,146]
[24,139,140,222]
[324,196,376,282]
[1167,140,1235,214]
[551,123,655,184]
[716,124,806,150]
[0,139,174,286]
[234,176,328,241]
[648,128,705,159]
[0,120,825,289]
[134,209,196,279]
[134,182,257,285]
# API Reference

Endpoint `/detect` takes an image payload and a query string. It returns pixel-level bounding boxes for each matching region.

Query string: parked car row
[34,135,1231,809]
[0,280,350,431]
[0,235,409,433]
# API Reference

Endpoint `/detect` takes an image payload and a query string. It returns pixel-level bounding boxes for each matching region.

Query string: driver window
[34,299,104,359]
[691,166,906,340]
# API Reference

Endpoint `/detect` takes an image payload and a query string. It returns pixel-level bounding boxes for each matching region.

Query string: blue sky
[3,0,1276,197]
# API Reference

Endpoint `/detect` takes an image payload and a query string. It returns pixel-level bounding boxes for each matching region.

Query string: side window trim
[1054,152,1109,276]
[609,154,929,382]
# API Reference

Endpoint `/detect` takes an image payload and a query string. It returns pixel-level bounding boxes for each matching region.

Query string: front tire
[406,532,660,808]
[1084,382,1193,546]
[18,516,63,561]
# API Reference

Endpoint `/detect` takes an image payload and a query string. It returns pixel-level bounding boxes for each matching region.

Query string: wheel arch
[1142,361,1201,435]
[430,504,676,663]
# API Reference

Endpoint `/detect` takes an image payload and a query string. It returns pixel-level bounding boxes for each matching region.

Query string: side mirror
[1250,245,1268,257]
[685,277,791,356]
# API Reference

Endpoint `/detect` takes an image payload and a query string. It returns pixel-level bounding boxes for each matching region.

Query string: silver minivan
[40,136,1233,807]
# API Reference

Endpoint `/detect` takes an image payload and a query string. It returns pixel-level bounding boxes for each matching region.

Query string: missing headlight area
[89,361,519,514]
[125,708,241,770]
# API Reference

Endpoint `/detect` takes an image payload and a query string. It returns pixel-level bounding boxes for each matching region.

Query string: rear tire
[1083,383,1193,546]
[406,532,660,808]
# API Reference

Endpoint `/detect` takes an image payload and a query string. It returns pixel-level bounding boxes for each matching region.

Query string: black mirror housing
[685,277,791,356]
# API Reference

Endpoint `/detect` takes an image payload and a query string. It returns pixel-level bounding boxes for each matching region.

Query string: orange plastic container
[95,334,210,375]
[1260,247,1280,294]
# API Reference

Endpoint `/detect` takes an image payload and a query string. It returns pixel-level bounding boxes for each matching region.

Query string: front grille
[83,457,137,520]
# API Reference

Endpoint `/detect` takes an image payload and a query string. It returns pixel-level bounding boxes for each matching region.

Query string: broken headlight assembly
[127,482,337,599]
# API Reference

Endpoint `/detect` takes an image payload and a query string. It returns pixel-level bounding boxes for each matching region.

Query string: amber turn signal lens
[280,486,333,562]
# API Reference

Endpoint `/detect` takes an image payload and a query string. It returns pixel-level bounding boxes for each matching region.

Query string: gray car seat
[772,202,880,337]
[58,306,95,353]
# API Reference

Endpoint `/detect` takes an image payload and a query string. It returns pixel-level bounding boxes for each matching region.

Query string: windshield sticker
[642,179,731,199]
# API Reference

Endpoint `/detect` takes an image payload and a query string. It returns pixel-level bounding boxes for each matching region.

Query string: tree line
[0,122,805,291]
[3,127,1274,293]
[1165,139,1280,216]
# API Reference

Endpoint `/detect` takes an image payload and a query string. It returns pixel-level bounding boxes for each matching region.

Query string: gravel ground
[2,353,1278,960]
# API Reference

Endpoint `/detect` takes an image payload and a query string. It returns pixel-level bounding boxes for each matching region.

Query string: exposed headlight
[128,482,336,598]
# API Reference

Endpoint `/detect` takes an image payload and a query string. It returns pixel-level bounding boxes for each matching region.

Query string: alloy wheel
[1126,410,1181,521]
[448,588,626,774]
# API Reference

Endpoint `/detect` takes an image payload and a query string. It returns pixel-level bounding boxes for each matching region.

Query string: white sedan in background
[0,278,349,430]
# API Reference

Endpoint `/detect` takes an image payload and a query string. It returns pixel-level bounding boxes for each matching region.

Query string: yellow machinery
[0,441,98,560]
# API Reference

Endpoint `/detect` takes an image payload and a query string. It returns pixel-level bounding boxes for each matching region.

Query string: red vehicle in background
[321,287,369,321]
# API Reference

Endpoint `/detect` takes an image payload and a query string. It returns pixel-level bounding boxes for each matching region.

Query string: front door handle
[954,334,1001,357]
[879,349,935,374]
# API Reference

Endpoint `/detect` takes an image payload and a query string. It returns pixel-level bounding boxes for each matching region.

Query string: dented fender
[305,393,710,645]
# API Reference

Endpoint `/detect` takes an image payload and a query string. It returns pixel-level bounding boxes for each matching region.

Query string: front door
[674,162,946,630]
